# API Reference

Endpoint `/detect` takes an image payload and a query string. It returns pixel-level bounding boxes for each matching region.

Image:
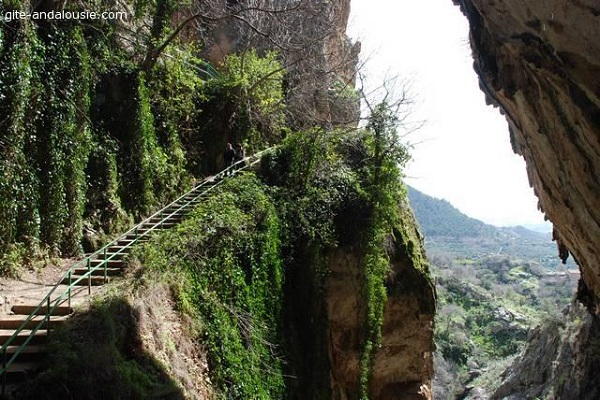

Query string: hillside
[407,186,578,398]
[407,186,573,269]
[13,131,436,399]
[407,187,496,238]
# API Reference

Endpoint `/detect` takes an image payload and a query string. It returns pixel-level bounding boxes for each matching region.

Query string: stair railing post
[104,247,108,284]
[68,271,72,308]
[47,296,51,334]
[87,258,91,295]
[2,347,6,397]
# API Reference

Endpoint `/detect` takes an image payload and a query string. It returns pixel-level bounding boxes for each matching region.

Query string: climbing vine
[357,101,411,398]
[147,42,202,187]
[0,1,213,265]
[36,24,92,256]
[0,16,40,250]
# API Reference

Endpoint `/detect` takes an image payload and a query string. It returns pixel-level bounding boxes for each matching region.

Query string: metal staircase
[0,150,269,395]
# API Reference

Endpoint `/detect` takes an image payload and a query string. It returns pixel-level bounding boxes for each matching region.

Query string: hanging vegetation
[0,0,210,263]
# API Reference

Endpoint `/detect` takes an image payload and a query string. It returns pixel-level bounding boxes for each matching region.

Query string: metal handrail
[0,148,272,385]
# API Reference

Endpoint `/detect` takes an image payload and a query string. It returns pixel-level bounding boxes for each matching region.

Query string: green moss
[146,43,200,188]
[0,15,41,249]
[259,126,430,398]
[32,24,92,256]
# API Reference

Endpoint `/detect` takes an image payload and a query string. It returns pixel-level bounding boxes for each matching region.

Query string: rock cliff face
[328,250,435,399]
[327,212,436,399]
[200,0,360,128]
[492,304,600,399]
[453,0,600,311]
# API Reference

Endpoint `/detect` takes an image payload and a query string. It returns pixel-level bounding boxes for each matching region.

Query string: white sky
[348,0,547,227]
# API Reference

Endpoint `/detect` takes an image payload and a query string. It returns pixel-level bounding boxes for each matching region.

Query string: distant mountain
[407,186,569,267]
[406,186,496,238]
[407,186,546,241]
[520,222,553,234]
[498,225,550,242]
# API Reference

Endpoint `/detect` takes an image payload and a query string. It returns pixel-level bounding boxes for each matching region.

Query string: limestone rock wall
[200,0,360,128]
[453,0,600,311]
[327,245,435,398]
[493,304,600,399]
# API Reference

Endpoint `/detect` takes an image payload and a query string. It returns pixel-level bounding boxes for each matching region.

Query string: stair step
[106,245,133,255]
[154,220,181,227]
[72,267,122,277]
[148,211,181,223]
[2,345,46,364]
[138,223,166,230]
[138,224,177,232]
[10,305,72,317]
[61,275,110,286]
[0,315,68,330]
[181,199,201,205]
[130,227,159,234]
[92,250,128,260]
[161,211,185,217]
[1,346,46,365]
[166,202,195,209]
[102,253,127,261]
[4,345,45,356]
[124,232,153,240]
[0,330,47,346]
[4,361,41,373]
[153,220,178,226]
[2,361,43,383]
[89,258,125,268]
[84,250,127,259]
[131,225,160,235]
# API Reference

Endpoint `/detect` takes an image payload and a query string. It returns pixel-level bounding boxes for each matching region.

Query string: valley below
[408,186,581,398]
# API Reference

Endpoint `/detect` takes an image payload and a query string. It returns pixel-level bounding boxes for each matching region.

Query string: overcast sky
[348,0,548,228]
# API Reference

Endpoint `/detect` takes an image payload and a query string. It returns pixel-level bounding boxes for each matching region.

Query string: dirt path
[0,259,93,316]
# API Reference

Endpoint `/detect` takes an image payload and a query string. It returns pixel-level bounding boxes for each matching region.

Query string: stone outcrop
[493,304,600,399]
[453,0,600,312]
[199,0,360,128]
[327,217,436,399]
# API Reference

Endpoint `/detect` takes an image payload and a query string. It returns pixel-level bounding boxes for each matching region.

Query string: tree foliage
[357,101,414,397]
[195,49,286,173]
[208,49,285,148]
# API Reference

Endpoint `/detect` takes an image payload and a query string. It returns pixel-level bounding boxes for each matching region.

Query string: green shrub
[20,295,183,400]
[134,174,286,399]
[196,50,286,173]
